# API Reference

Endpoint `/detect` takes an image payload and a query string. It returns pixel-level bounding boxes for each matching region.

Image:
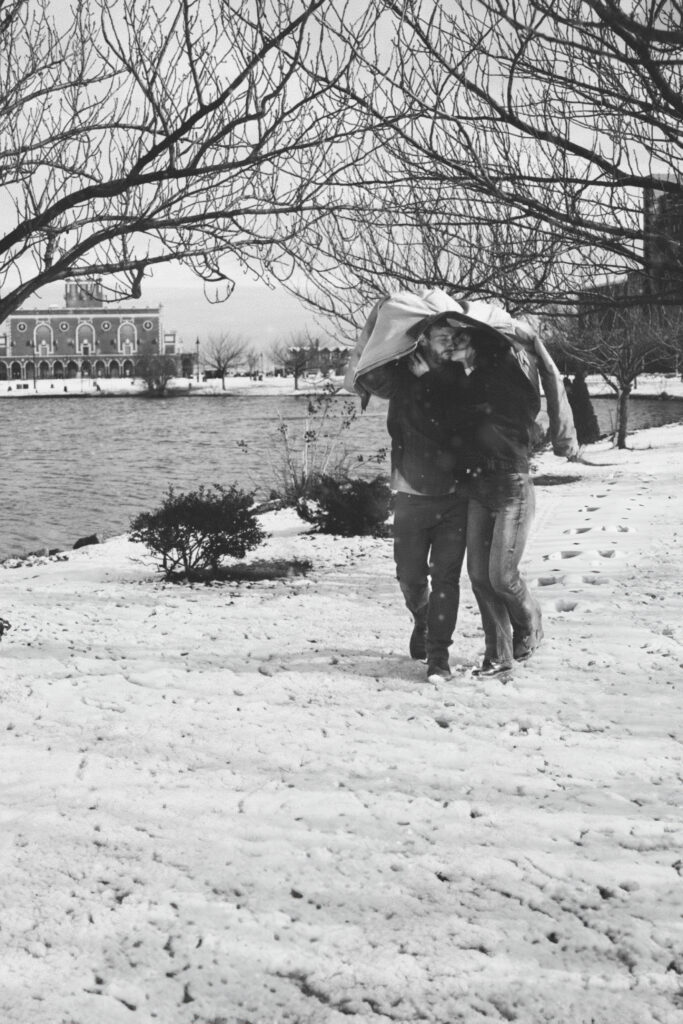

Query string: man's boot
[409,604,429,660]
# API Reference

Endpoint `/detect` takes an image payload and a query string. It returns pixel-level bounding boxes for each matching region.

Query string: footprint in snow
[582,574,611,586]
[534,575,565,587]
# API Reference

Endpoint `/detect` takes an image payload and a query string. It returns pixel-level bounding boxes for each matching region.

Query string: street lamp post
[195,336,200,382]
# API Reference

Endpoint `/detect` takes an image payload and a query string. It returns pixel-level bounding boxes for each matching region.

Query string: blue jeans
[393,491,468,660]
[466,473,541,666]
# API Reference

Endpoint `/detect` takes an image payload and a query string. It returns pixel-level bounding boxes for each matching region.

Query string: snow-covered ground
[1,425,682,1024]
[584,373,683,398]
[0,371,682,400]
[0,374,344,399]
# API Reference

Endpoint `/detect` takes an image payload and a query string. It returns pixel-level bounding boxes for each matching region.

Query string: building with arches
[0,279,194,383]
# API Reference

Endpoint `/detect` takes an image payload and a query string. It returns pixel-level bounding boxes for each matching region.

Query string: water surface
[1,392,681,557]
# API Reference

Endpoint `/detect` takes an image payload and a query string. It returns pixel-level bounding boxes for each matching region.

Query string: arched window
[11,361,22,379]
[34,322,54,356]
[95,360,106,378]
[66,360,78,379]
[122,359,134,378]
[39,361,50,379]
[118,321,137,355]
[109,360,120,378]
[81,360,92,378]
[53,361,64,379]
[76,321,95,355]
[0,363,8,381]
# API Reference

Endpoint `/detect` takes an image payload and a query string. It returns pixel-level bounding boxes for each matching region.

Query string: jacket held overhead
[346,290,579,461]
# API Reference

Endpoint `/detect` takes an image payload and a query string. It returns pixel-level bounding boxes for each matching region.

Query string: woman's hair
[468,327,510,368]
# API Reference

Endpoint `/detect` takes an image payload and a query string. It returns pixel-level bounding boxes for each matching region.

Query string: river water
[1,392,682,558]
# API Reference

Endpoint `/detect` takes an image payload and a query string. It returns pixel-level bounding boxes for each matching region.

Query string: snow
[1,425,682,1024]
[0,371,682,400]
[584,373,683,398]
[0,374,345,399]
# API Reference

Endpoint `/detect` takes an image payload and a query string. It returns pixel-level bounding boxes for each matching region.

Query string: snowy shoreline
[0,415,677,565]
[1,371,683,400]
[1,423,682,1023]
[0,375,341,399]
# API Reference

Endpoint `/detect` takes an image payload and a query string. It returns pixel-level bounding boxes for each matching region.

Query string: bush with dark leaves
[297,474,392,536]
[130,484,265,580]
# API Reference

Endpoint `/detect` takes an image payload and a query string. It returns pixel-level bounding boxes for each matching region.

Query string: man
[358,323,470,684]
[351,292,579,683]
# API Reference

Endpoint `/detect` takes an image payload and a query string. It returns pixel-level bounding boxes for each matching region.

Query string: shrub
[129,484,265,580]
[296,473,392,536]
[238,383,362,505]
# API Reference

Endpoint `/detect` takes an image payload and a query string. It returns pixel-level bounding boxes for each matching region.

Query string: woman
[442,315,578,677]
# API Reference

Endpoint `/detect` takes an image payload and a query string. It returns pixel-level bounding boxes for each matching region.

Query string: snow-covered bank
[0,372,682,400]
[584,372,683,398]
[1,426,682,1024]
[0,374,345,399]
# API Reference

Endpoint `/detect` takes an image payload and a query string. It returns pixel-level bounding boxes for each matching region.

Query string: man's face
[423,326,456,363]
[423,324,474,367]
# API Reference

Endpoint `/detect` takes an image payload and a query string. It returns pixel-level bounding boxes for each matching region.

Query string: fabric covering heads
[343,289,538,396]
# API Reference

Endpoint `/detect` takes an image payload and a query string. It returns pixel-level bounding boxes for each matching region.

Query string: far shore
[1,371,683,401]
[0,374,345,400]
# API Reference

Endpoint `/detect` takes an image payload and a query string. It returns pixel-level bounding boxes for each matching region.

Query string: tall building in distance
[642,186,683,302]
[578,185,683,333]
[0,279,193,383]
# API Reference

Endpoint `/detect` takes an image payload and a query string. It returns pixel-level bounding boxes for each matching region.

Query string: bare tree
[270,330,322,389]
[202,332,248,388]
[284,179,579,331]
[553,303,683,448]
[283,0,683,327]
[0,0,372,322]
[244,346,263,377]
[136,352,179,396]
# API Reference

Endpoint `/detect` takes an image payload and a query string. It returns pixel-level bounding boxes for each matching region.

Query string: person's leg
[487,475,542,662]
[393,493,432,657]
[425,492,468,667]
[466,490,513,667]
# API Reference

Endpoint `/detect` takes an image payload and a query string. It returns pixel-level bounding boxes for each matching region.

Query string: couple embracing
[348,292,580,683]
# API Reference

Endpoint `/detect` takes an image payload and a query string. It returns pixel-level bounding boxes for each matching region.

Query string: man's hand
[407,351,431,377]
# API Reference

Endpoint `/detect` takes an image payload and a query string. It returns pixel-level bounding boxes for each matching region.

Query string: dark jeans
[393,491,468,660]
[466,472,541,666]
